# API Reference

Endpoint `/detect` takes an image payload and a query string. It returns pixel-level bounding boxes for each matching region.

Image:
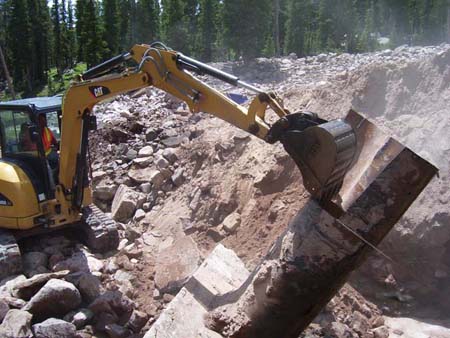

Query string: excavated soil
[1,44,449,338]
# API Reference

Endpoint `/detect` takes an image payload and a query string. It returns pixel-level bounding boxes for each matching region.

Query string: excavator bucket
[276,109,438,210]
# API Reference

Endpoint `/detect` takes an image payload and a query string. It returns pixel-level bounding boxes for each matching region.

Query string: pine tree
[75,0,87,61]
[118,0,132,50]
[316,0,335,52]
[27,0,51,84]
[136,0,160,44]
[197,0,219,61]
[223,0,271,60]
[7,0,33,92]
[67,0,77,66]
[284,0,310,56]
[161,0,188,52]
[83,0,106,67]
[60,0,72,71]
[52,0,63,75]
[103,0,120,56]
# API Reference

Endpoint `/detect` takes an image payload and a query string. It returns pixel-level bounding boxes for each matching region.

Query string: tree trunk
[206,111,437,338]
[0,45,16,99]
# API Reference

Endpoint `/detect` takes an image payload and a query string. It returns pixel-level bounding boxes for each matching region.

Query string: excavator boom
[60,42,357,213]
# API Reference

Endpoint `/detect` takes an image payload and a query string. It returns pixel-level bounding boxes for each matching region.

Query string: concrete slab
[144,244,250,338]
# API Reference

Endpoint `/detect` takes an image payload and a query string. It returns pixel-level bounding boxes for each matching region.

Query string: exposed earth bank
[1,44,449,338]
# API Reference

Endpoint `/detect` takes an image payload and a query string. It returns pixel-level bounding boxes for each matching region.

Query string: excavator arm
[59,42,357,212]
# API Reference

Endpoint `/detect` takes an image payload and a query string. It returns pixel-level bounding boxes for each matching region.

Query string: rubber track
[81,204,119,253]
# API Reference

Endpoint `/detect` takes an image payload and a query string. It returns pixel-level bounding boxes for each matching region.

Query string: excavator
[0,42,358,279]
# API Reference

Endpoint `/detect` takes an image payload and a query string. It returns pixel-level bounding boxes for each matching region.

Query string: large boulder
[128,168,165,188]
[0,309,33,338]
[53,251,104,273]
[77,273,101,303]
[93,183,118,201]
[155,237,201,293]
[23,279,81,320]
[32,318,76,338]
[111,184,145,222]
[10,270,70,300]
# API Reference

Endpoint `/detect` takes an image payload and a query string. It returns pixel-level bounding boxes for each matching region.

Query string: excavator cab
[0,97,62,226]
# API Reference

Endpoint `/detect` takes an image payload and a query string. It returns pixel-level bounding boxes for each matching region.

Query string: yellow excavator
[0,42,358,279]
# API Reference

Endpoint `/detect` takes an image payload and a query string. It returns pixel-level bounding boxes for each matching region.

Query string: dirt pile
[1,44,448,338]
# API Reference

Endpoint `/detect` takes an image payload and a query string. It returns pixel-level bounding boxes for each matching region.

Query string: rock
[105,323,131,338]
[65,308,94,329]
[162,148,177,163]
[187,244,250,306]
[171,168,185,186]
[0,309,33,338]
[373,326,389,338]
[161,136,186,148]
[316,53,328,62]
[92,170,107,181]
[351,311,370,335]
[206,228,226,242]
[114,269,135,284]
[22,252,48,275]
[0,300,9,322]
[221,212,241,233]
[133,156,153,167]
[138,145,154,157]
[155,155,170,169]
[10,270,70,300]
[125,149,138,161]
[118,280,135,298]
[93,183,118,201]
[0,230,22,281]
[32,318,77,338]
[134,209,146,221]
[89,291,134,318]
[323,321,352,337]
[155,237,201,293]
[163,293,174,303]
[111,184,145,222]
[126,310,149,333]
[145,245,247,338]
[145,128,159,141]
[54,251,104,273]
[140,182,152,193]
[128,168,165,188]
[23,279,82,320]
[78,273,101,303]
[1,295,26,308]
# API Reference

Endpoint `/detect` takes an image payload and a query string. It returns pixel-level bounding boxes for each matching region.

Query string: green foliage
[161,0,190,53]
[103,0,121,56]
[136,0,160,45]
[7,0,33,92]
[223,0,272,60]
[197,0,220,61]
[1,0,449,97]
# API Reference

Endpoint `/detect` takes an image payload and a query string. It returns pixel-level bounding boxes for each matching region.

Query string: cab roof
[0,96,62,113]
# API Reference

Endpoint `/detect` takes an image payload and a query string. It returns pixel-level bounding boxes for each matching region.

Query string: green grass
[38,63,87,97]
[0,63,87,101]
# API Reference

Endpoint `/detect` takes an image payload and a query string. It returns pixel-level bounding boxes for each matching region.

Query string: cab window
[45,111,61,141]
[0,110,38,157]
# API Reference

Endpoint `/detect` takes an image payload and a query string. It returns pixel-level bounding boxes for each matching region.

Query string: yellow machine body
[0,161,41,229]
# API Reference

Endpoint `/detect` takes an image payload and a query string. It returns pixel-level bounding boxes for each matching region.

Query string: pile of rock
[0,235,149,338]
